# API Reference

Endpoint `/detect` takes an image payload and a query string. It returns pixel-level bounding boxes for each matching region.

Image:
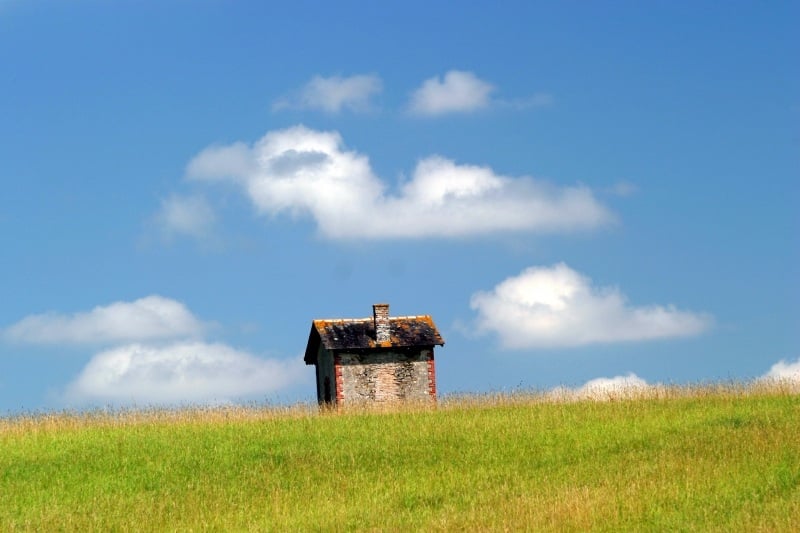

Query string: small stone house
[304,303,445,405]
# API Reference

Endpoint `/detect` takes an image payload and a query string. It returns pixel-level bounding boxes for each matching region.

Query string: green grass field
[1,385,799,531]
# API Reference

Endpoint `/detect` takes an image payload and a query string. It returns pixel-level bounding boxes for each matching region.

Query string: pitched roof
[304,315,444,365]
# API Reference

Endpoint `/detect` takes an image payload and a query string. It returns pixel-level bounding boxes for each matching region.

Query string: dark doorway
[323,376,332,403]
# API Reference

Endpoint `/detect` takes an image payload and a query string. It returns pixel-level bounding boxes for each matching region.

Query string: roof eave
[303,325,321,365]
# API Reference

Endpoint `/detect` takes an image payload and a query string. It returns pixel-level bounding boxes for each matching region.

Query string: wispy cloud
[408,70,494,116]
[4,296,206,345]
[471,263,712,349]
[186,125,613,239]
[606,181,638,197]
[408,70,553,116]
[64,343,308,406]
[154,194,216,241]
[273,74,382,113]
[497,92,555,110]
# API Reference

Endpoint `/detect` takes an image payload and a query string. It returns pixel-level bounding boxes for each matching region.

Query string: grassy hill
[1,386,799,531]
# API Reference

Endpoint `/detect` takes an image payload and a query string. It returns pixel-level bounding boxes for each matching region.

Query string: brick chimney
[373,303,390,343]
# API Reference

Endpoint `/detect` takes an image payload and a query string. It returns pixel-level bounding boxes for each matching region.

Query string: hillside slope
[1,388,799,530]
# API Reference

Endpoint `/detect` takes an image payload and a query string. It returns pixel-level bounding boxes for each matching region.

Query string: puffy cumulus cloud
[273,74,383,113]
[155,194,216,240]
[4,296,206,345]
[408,70,494,115]
[760,358,800,390]
[65,342,308,406]
[471,263,712,349]
[548,373,652,402]
[186,125,613,239]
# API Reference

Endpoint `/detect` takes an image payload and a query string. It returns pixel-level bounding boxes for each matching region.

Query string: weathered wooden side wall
[336,349,434,403]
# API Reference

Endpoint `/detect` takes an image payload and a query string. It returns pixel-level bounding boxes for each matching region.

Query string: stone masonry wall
[337,349,433,403]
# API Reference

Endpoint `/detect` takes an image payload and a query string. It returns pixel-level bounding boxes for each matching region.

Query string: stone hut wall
[335,349,435,404]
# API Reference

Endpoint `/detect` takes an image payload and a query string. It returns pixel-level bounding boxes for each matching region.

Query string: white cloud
[65,342,308,406]
[760,358,800,389]
[408,70,494,115]
[186,125,613,239]
[471,263,712,349]
[4,296,206,345]
[576,373,650,399]
[273,74,382,113]
[155,194,216,240]
[608,181,638,197]
[186,141,255,180]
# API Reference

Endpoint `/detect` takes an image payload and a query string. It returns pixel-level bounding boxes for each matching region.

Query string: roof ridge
[314,315,431,323]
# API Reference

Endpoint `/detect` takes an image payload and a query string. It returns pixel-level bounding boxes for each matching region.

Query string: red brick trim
[427,351,437,400]
[334,354,344,404]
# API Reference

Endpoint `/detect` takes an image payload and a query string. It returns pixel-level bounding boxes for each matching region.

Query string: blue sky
[0,1,797,413]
